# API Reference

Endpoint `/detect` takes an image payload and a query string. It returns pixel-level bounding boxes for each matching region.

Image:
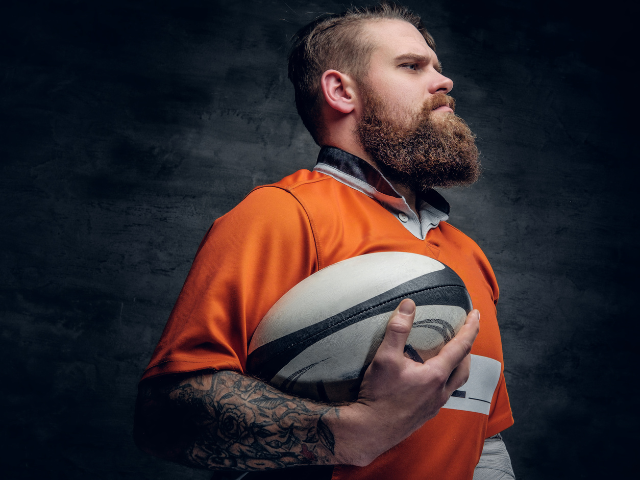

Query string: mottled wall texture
[1,0,637,478]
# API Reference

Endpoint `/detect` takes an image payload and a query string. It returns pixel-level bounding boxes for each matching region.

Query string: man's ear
[320,70,356,114]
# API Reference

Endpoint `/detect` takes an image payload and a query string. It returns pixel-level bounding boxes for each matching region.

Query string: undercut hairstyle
[288,2,436,145]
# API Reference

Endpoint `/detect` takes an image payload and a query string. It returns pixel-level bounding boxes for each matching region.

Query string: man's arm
[134,369,340,470]
[134,300,480,471]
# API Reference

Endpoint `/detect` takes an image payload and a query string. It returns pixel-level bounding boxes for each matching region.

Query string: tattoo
[135,371,338,471]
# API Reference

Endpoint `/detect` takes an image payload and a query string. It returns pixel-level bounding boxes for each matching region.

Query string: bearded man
[134,3,515,480]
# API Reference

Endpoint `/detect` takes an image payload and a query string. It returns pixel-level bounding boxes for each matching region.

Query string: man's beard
[356,88,481,195]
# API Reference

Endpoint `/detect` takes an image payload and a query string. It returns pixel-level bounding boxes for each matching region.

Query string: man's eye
[401,63,418,71]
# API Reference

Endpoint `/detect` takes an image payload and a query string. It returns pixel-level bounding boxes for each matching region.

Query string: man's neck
[388,182,418,216]
[324,143,420,215]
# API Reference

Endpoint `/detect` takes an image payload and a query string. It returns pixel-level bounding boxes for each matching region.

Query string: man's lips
[433,105,454,113]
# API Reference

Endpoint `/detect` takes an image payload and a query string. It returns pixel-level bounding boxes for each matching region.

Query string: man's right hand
[328,298,480,467]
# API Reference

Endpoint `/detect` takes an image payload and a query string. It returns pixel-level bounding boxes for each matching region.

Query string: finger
[446,353,471,392]
[377,299,416,354]
[428,309,479,373]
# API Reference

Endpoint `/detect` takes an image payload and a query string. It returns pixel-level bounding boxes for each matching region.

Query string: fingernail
[475,310,480,321]
[399,300,415,315]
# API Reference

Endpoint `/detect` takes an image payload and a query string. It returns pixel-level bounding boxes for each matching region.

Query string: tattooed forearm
[134,370,340,471]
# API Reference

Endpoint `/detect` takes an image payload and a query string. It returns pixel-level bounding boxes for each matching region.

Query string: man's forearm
[134,306,480,471]
[134,370,340,471]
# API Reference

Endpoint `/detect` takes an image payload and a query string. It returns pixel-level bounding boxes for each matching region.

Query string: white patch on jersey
[443,354,501,415]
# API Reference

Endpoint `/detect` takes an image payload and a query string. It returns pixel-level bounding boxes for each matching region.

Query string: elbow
[132,388,181,462]
[133,427,168,461]
[132,410,153,455]
[132,372,219,467]
[132,394,160,457]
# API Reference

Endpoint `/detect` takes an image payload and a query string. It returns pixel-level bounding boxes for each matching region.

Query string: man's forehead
[362,19,435,61]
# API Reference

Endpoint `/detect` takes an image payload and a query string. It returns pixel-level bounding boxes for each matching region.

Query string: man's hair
[288,1,436,145]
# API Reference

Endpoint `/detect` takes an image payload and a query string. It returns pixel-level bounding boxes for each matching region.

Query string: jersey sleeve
[486,371,514,438]
[141,186,318,380]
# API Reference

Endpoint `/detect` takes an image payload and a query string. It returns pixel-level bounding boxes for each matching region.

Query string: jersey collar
[314,146,450,241]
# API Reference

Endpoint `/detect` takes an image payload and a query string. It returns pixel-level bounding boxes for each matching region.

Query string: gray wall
[1,0,637,478]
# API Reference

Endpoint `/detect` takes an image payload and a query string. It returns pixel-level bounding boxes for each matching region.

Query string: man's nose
[430,72,453,95]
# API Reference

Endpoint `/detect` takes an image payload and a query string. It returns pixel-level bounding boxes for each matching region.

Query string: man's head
[288,2,480,192]
[288,2,433,145]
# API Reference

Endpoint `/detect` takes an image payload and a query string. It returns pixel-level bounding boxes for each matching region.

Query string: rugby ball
[246,252,472,402]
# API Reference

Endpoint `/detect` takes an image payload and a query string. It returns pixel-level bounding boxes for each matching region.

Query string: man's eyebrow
[394,53,443,73]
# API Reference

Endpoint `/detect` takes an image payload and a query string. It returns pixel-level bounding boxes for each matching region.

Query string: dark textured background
[1,0,638,479]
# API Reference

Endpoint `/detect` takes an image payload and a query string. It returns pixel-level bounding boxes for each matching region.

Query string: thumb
[378,299,415,354]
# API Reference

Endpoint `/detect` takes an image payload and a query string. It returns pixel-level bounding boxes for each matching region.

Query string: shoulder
[197,171,328,260]
[439,222,487,256]
[215,169,327,220]
[267,168,335,193]
[237,169,347,222]
[224,169,336,210]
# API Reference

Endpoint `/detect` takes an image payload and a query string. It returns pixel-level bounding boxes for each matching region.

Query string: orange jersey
[142,148,514,480]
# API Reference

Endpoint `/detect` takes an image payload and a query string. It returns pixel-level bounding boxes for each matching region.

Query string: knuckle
[370,353,394,370]
[457,338,473,356]
[369,357,384,371]
[451,371,468,390]
[429,366,449,385]
[387,319,411,335]
[423,401,444,420]
[426,408,441,422]
[450,368,470,391]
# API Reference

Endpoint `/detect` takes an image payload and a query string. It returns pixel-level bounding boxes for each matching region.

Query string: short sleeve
[141,186,318,380]
[486,371,515,438]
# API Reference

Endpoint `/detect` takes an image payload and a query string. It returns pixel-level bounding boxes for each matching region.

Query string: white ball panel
[268,304,466,401]
[249,252,444,352]
[270,311,389,400]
